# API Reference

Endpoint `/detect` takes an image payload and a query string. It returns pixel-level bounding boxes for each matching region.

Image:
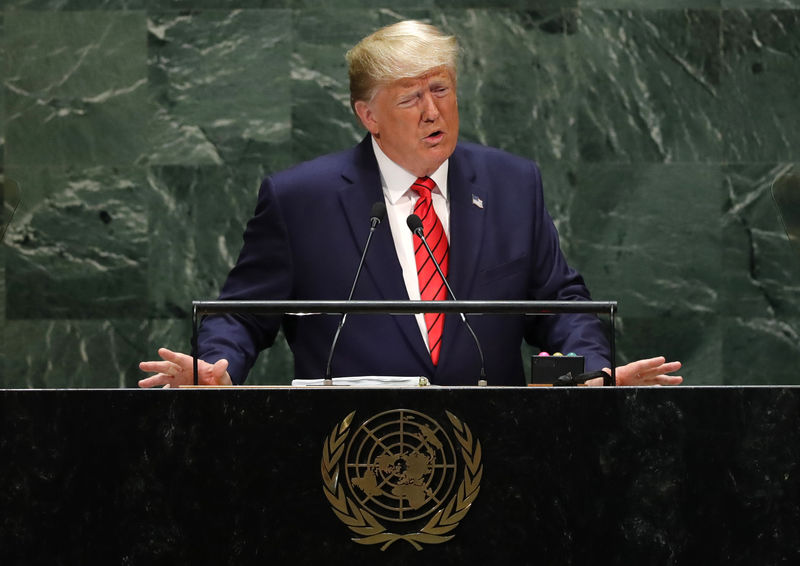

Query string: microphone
[406,213,488,386]
[324,201,387,384]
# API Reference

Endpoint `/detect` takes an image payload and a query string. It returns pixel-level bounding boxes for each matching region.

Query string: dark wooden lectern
[1,387,799,565]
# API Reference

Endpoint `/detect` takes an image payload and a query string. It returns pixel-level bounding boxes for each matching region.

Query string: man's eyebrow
[396,88,420,100]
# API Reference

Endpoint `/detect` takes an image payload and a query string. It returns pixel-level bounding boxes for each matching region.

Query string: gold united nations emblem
[321,409,482,550]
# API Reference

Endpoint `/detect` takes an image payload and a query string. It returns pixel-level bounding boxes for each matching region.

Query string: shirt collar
[371,136,449,205]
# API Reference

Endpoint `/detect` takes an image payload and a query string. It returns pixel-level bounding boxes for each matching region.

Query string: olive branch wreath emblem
[320,410,483,551]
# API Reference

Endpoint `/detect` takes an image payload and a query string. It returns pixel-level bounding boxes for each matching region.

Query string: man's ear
[354,100,379,135]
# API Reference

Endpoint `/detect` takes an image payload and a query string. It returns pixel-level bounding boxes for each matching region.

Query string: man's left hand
[585,356,683,386]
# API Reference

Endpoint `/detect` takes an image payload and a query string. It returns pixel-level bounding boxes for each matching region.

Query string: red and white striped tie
[411,176,449,365]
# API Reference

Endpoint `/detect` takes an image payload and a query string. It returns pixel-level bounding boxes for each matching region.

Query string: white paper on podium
[290,376,432,387]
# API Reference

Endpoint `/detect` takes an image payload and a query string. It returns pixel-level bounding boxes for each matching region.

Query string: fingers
[138,347,192,388]
[138,360,183,378]
[156,347,193,367]
[197,358,232,386]
[212,358,229,375]
[137,373,172,388]
[653,375,683,385]
[627,356,667,374]
[138,348,232,388]
[643,360,682,385]
[584,376,605,387]
[610,357,683,387]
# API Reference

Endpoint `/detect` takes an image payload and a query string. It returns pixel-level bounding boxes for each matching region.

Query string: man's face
[355,67,459,178]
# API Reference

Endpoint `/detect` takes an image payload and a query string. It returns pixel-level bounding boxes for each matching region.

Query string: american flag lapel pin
[471,194,484,209]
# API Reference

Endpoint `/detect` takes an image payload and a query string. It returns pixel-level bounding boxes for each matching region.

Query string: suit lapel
[446,145,488,299]
[436,145,489,377]
[337,137,434,373]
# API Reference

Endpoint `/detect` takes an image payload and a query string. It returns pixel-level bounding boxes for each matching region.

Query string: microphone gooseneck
[324,202,387,383]
[406,213,488,386]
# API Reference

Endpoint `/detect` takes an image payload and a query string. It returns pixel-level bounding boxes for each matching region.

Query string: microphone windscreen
[370,201,387,223]
[406,213,423,233]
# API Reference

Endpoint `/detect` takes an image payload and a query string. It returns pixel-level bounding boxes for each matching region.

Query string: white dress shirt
[371,136,450,350]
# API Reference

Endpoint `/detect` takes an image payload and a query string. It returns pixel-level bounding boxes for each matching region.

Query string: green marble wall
[1,2,798,387]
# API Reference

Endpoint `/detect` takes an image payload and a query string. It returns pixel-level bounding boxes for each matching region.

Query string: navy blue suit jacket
[198,136,610,385]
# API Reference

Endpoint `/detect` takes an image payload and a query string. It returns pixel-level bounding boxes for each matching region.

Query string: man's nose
[421,92,441,121]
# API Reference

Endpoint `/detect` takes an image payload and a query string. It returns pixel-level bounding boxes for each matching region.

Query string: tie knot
[411,176,436,198]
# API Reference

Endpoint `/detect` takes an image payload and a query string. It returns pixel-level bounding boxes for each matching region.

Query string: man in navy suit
[140,21,681,388]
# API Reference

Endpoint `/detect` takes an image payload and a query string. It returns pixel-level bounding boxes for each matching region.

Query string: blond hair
[346,20,458,113]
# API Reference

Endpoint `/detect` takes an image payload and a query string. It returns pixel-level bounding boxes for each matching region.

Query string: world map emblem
[321,409,483,550]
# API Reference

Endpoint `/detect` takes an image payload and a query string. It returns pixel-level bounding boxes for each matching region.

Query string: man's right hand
[138,347,233,388]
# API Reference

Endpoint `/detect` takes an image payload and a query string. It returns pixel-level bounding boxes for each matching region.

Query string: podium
[1,386,798,564]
